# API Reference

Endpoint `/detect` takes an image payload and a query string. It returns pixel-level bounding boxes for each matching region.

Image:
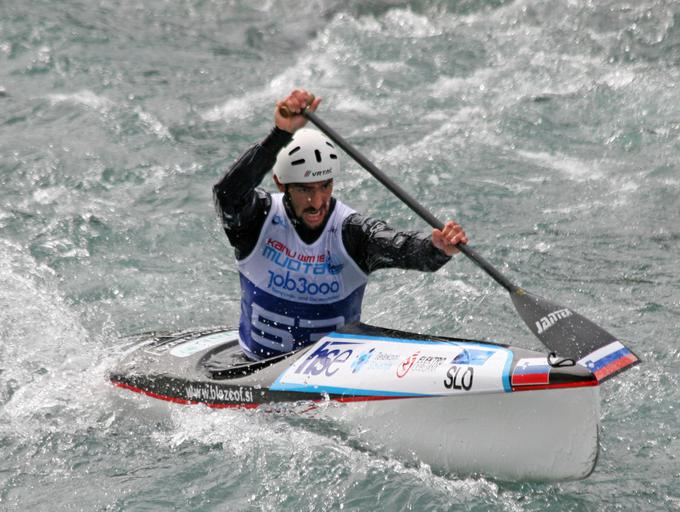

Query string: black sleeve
[213,127,292,260]
[342,213,451,274]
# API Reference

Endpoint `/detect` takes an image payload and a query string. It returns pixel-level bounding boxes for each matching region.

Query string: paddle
[282,106,639,382]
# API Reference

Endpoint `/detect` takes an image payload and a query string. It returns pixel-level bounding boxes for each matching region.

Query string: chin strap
[282,188,303,227]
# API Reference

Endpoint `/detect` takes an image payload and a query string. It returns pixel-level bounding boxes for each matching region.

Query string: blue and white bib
[237,194,368,360]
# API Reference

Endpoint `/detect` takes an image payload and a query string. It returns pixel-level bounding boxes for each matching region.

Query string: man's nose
[308,189,325,208]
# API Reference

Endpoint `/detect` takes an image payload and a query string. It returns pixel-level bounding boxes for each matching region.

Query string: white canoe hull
[322,385,600,481]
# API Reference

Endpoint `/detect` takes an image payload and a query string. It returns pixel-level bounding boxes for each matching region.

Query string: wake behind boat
[111,322,601,481]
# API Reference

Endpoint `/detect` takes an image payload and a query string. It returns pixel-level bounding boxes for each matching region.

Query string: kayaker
[214,89,468,360]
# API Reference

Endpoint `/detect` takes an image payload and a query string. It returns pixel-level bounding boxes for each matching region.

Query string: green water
[1,1,679,510]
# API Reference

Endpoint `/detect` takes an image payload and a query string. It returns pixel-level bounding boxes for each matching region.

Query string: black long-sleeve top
[213,127,451,274]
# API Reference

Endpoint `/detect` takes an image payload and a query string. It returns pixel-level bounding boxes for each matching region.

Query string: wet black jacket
[213,127,450,274]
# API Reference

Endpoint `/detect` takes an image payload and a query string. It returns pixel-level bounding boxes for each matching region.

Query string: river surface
[1,1,679,510]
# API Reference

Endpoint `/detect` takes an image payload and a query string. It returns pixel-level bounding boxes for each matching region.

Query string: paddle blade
[510,289,640,383]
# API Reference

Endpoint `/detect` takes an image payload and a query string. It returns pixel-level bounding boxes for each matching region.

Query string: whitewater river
[1,1,679,510]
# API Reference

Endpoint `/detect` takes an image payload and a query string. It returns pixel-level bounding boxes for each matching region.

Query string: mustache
[303,203,328,214]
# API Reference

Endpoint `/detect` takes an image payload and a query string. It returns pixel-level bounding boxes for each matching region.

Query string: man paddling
[214,89,468,360]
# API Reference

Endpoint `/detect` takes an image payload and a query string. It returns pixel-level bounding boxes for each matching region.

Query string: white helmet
[273,128,340,184]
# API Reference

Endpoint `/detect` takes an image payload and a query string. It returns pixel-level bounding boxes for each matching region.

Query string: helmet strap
[281,189,302,227]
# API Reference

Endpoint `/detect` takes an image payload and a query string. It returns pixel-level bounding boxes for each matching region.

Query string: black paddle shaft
[304,110,519,294]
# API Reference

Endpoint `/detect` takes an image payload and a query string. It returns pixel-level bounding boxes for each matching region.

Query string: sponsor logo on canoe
[443,365,474,391]
[351,348,375,373]
[397,353,448,378]
[351,350,400,374]
[413,355,448,372]
[396,351,420,378]
[450,348,496,366]
[295,340,360,377]
[185,384,254,403]
[535,308,573,334]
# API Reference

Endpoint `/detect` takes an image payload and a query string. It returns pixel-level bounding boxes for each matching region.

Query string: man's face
[284,179,334,230]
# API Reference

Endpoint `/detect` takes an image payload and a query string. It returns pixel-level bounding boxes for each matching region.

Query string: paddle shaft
[302,110,519,294]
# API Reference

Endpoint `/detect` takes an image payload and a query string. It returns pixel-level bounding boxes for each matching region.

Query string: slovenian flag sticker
[511,358,551,386]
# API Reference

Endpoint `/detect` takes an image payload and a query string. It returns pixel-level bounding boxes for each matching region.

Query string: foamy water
[1,1,679,510]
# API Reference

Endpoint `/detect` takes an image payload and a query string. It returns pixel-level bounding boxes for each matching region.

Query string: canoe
[110,322,601,481]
